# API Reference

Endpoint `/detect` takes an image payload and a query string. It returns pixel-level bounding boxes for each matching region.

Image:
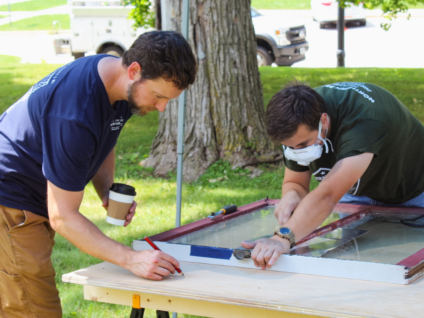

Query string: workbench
[62,260,424,318]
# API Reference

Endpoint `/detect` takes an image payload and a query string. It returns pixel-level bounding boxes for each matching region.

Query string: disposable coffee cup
[106,183,136,226]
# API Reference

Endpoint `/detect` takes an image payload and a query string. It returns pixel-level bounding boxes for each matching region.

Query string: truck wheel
[256,46,273,67]
[72,52,85,59]
[102,46,124,57]
[319,22,328,29]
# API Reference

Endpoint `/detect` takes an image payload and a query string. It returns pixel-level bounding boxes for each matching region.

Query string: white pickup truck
[61,1,308,67]
[252,8,309,66]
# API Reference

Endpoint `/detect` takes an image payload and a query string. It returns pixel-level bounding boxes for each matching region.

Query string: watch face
[279,227,291,235]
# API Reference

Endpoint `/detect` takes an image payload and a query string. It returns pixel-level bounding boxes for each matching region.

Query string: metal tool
[208,204,237,220]
[233,248,252,260]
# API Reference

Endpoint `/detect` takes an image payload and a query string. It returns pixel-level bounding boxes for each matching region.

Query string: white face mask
[283,120,333,166]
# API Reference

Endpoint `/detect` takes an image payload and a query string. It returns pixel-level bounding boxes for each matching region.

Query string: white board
[132,240,409,285]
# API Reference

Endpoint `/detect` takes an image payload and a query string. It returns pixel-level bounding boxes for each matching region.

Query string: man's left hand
[102,198,137,227]
[241,236,290,269]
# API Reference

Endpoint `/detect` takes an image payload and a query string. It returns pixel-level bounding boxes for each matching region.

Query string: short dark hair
[122,30,197,90]
[265,82,327,142]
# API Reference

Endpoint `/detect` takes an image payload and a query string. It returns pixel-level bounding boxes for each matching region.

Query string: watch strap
[274,226,296,248]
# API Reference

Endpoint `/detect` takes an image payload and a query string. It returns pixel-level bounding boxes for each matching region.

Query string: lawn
[252,0,311,10]
[0,0,67,11]
[0,14,69,31]
[1,54,424,317]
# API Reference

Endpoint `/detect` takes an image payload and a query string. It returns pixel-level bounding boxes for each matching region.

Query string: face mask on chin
[283,120,333,166]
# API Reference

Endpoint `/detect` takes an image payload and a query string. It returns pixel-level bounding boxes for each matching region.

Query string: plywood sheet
[62,261,424,318]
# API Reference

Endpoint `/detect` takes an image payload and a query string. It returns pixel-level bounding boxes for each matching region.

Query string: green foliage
[339,0,424,30]
[0,0,67,11]
[0,14,70,31]
[122,0,155,29]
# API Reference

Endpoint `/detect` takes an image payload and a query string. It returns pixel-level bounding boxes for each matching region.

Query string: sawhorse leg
[129,308,170,318]
[131,295,170,318]
[130,308,145,318]
[156,311,170,318]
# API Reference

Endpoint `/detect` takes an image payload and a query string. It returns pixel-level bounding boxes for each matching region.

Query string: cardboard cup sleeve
[107,191,135,226]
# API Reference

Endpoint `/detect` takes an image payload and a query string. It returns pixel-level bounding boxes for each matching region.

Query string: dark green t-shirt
[284,82,424,204]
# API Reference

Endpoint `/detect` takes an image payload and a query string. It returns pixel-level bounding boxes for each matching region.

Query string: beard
[126,81,149,117]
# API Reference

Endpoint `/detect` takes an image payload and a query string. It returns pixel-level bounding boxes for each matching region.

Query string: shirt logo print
[110,117,124,131]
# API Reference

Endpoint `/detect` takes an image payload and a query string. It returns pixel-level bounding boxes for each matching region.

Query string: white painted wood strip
[132,240,408,285]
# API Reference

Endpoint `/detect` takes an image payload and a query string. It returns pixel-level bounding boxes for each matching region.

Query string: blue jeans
[339,192,424,208]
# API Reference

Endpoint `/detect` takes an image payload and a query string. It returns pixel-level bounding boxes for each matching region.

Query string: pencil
[144,236,184,276]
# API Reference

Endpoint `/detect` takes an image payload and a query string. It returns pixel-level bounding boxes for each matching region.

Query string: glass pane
[322,216,424,265]
[170,205,343,249]
[169,205,424,266]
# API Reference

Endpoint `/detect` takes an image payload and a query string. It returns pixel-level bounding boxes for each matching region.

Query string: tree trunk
[145,0,282,181]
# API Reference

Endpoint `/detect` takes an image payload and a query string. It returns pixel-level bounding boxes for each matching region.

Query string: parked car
[251,8,309,67]
[311,0,366,29]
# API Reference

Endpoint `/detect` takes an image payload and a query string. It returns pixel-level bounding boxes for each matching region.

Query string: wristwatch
[274,226,296,248]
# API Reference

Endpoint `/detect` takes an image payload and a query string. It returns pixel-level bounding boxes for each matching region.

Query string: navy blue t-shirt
[0,55,132,218]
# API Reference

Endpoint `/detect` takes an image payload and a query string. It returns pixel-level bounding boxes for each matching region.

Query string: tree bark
[145,0,282,181]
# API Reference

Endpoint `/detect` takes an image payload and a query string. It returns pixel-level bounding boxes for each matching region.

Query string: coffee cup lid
[110,183,136,196]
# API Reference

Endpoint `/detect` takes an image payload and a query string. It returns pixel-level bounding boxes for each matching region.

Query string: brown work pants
[0,205,62,318]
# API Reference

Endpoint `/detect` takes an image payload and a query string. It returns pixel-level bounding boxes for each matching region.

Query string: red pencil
[144,236,184,276]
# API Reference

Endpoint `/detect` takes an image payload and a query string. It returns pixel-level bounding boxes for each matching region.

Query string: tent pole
[175,6,189,318]
[175,0,189,229]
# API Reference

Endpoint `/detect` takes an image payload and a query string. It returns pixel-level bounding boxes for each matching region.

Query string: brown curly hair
[122,30,197,90]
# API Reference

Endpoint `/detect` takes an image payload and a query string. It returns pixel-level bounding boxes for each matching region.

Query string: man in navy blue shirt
[0,31,196,317]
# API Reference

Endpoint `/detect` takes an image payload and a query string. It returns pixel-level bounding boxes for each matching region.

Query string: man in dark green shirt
[241,82,424,269]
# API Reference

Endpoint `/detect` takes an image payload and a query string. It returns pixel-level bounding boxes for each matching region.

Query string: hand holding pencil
[124,238,182,281]
[145,237,184,276]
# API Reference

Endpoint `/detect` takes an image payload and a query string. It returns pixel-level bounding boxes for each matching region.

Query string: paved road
[0,4,72,64]
[0,8,423,67]
[261,9,424,68]
[0,5,69,26]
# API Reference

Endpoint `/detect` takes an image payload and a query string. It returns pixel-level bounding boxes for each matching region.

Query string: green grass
[0,15,9,18]
[0,14,69,31]
[259,67,424,122]
[1,54,424,316]
[252,0,311,10]
[0,0,67,11]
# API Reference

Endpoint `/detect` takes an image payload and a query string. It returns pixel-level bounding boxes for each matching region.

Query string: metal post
[337,5,345,67]
[175,0,189,228]
[8,0,12,26]
[174,3,189,318]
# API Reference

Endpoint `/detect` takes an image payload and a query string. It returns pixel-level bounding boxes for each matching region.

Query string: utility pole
[337,5,345,67]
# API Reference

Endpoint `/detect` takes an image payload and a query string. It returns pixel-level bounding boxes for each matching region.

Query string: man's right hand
[274,190,302,225]
[125,250,181,281]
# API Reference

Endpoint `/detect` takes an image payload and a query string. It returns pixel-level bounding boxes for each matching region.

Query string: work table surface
[62,261,424,318]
